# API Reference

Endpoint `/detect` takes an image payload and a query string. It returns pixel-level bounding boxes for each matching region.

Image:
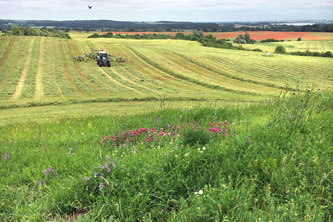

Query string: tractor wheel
[107,62,111,67]
[99,61,102,67]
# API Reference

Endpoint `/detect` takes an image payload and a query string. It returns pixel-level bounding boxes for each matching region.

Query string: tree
[175,33,186,39]
[275,46,286,54]
[11,25,23,36]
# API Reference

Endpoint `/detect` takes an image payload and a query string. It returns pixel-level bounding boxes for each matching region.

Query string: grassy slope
[0,90,332,221]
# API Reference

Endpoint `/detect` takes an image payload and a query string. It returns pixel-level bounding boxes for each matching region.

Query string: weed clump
[182,128,210,147]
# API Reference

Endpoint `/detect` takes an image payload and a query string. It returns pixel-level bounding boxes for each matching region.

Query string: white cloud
[0,0,332,21]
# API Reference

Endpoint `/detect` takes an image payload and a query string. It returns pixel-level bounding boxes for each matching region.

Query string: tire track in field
[49,38,64,97]
[110,66,154,94]
[112,45,210,91]
[12,37,36,100]
[0,37,26,90]
[172,52,288,91]
[67,40,105,96]
[98,67,144,94]
[126,47,261,96]
[58,39,85,96]
[74,41,118,95]
[100,44,166,94]
[35,37,45,99]
[0,37,17,68]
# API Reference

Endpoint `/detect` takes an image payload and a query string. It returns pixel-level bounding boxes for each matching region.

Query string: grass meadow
[0,90,332,220]
[0,32,332,220]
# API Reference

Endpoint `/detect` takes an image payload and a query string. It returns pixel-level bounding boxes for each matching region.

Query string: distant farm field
[0,32,332,124]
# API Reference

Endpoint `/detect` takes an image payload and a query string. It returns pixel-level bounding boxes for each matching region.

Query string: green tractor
[95,51,111,67]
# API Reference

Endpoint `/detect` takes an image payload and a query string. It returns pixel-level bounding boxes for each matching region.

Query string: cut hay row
[49,38,64,97]
[0,37,10,59]
[113,44,236,98]
[99,43,167,95]
[0,37,26,93]
[11,37,36,100]
[151,49,279,95]
[190,53,289,88]
[235,54,332,87]
[111,66,156,95]
[173,52,288,91]
[72,41,120,95]
[67,40,104,96]
[109,45,199,92]
[58,39,85,96]
[97,67,142,94]
[0,37,17,68]
[20,37,41,99]
[128,46,262,96]
[41,38,64,98]
[35,37,45,99]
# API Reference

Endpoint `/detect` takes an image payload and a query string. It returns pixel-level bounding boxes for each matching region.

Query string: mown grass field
[0,32,332,124]
[0,32,332,221]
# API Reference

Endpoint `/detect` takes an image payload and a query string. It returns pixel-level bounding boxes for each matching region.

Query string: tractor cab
[96,51,111,67]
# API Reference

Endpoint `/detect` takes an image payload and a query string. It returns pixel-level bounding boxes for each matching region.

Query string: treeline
[1,19,333,32]
[274,46,333,58]
[219,23,333,32]
[88,31,262,52]
[2,25,71,39]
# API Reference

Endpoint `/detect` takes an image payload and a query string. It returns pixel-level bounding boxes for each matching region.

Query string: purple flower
[44,170,48,175]
[94,171,98,178]
[168,125,172,128]
[155,116,157,120]
[105,163,110,173]
[84,177,90,181]
[3,153,9,160]
[99,182,103,189]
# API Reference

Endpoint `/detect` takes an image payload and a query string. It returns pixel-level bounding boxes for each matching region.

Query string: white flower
[184,153,188,157]
[198,148,201,151]
[198,190,203,195]
[175,155,178,157]
[200,151,203,153]
[202,147,206,151]
[194,192,198,195]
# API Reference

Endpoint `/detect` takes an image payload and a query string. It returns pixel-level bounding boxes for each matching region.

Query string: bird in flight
[88,5,92,9]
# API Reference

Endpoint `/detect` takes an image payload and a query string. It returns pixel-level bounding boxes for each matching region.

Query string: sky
[0,0,333,22]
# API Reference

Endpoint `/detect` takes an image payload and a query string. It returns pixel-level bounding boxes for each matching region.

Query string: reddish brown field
[112,31,330,41]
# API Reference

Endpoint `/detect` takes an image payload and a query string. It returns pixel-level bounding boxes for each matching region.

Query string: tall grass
[0,90,331,221]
